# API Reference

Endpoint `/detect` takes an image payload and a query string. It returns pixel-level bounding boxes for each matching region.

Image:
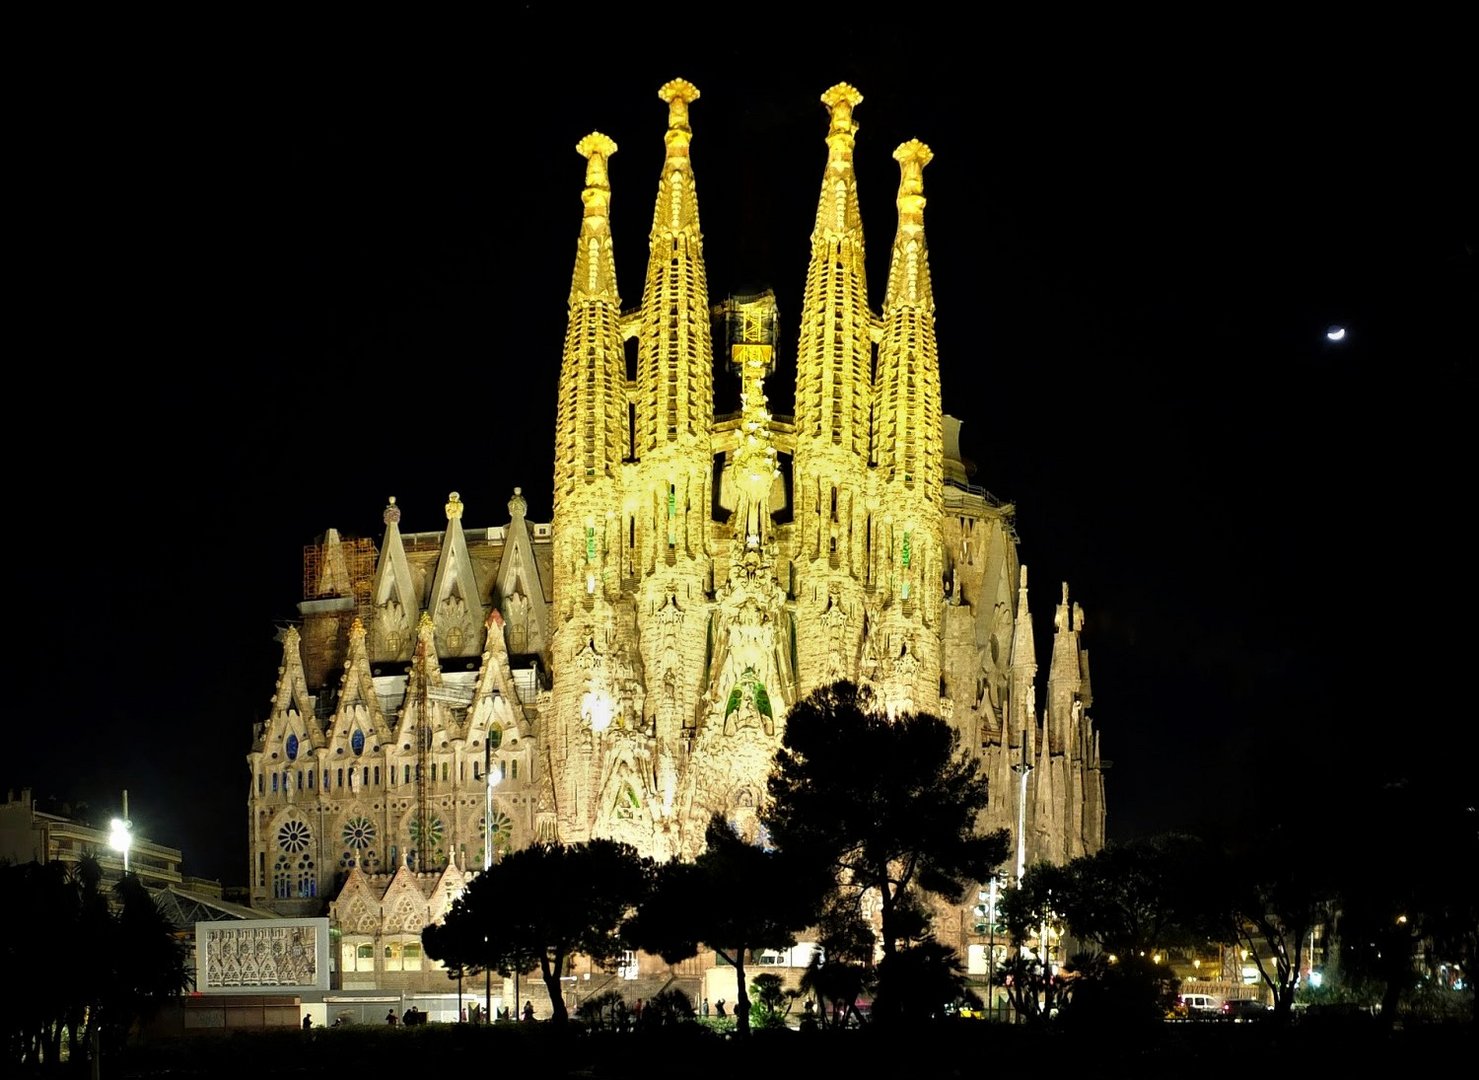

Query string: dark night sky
[8,14,1473,884]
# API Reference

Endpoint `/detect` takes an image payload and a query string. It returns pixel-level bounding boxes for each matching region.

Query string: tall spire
[788,83,875,703]
[555,133,626,491]
[568,133,620,305]
[877,141,941,491]
[1010,565,1038,748]
[794,82,872,467]
[871,139,945,708]
[634,78,712,455]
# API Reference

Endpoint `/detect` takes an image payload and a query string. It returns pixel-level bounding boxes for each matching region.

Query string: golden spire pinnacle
[893,139,932,232]
[445,492,464,521]
[658,78,700,152]
[883,138,935,311]
[576,132,617,227]
[383,495,401,525]
[349,617,366,642]
[418,610,436,633]
[821,82,863,163]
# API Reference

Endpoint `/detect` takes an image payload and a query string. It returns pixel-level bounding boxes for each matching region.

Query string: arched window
[276,820,315,899]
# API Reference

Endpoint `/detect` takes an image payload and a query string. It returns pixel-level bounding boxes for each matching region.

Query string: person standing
[522,1000,535,1022]
[386,1009,398,1026]
[715,999,726,1018]
[701,997,710,1018]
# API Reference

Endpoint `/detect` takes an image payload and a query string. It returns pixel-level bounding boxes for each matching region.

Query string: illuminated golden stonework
[250,81,1107,996]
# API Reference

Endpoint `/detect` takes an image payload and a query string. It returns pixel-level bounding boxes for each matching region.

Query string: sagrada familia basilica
[246,79,1106,991]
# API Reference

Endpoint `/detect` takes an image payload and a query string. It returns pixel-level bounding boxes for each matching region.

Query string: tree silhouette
[624,813,822,1037]
[763,681,1009,1020]
[433,839,652,1025]
[797,888,876,1028]
[1003,837,1221,1028]
[1,857,189,1072]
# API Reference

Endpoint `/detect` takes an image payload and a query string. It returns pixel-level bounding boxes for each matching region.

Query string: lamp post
[108,790,132,875]
[986,873,1001,1020]
[484,696,503,1023]
[1011,741,1033,882]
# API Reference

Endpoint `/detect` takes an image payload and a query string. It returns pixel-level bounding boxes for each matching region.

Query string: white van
[1180,993,1222,1016]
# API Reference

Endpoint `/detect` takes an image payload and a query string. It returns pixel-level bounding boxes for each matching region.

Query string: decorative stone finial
[418,611,436,633]
[445,492,464,521]
[821,82,863,149]
[658,78,700,131]
[893,139,932,229]
[508,487,527,520]
[383,496,401,525]
[576,132,617,225]
[349,617,366,641]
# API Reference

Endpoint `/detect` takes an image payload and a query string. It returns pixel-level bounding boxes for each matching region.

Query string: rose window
[409,815,444,850]
[476,811,513,861]
[278,820,311,853]
[342,817,376,849]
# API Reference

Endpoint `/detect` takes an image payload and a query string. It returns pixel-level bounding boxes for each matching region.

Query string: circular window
[342,816,376,849]
[409,815,444,850]
[278,820,311,853]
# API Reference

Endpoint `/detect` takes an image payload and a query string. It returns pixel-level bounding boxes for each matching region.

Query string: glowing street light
[108,790,132,874]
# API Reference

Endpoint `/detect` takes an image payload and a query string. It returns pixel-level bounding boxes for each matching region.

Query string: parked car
[1221,998,1269,1022]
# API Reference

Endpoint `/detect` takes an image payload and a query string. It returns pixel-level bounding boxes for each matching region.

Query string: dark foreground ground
[108,1018,1475,1079]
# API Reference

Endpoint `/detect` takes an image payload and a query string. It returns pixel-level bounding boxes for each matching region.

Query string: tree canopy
[763,681,1010,1021]
[623,813,823,1037]
[426,839,653,1025]
[1,858,190,1073]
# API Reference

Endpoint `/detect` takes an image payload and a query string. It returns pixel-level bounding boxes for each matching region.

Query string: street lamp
[1011,737,1033,881]
[108,790,132,874]
[483,696,504,1024]
[984,873,1002,1020]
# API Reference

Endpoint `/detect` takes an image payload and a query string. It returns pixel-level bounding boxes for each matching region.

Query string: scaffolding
[302,534,378,615]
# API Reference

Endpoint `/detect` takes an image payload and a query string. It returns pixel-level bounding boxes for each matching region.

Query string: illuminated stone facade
[246,80,1106,984]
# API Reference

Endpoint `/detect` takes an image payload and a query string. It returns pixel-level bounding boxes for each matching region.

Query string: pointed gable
[399,612,450,739]
[258,627,323,760]
[315,528,353,597]
[469,608,528,745]
[270,626,316,723]
[370,496,419,662]
[328,618,391,753]
[429,492,486,658]
[329,866,382,935]
[493,488,549,657]
[429,863,468,921]
[380,865,433,933]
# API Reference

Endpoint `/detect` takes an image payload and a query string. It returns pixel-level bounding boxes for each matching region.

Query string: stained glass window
[351,729,365,756]
[286,734,299,761]
[342,817,376,849]
[278,820,310,853]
